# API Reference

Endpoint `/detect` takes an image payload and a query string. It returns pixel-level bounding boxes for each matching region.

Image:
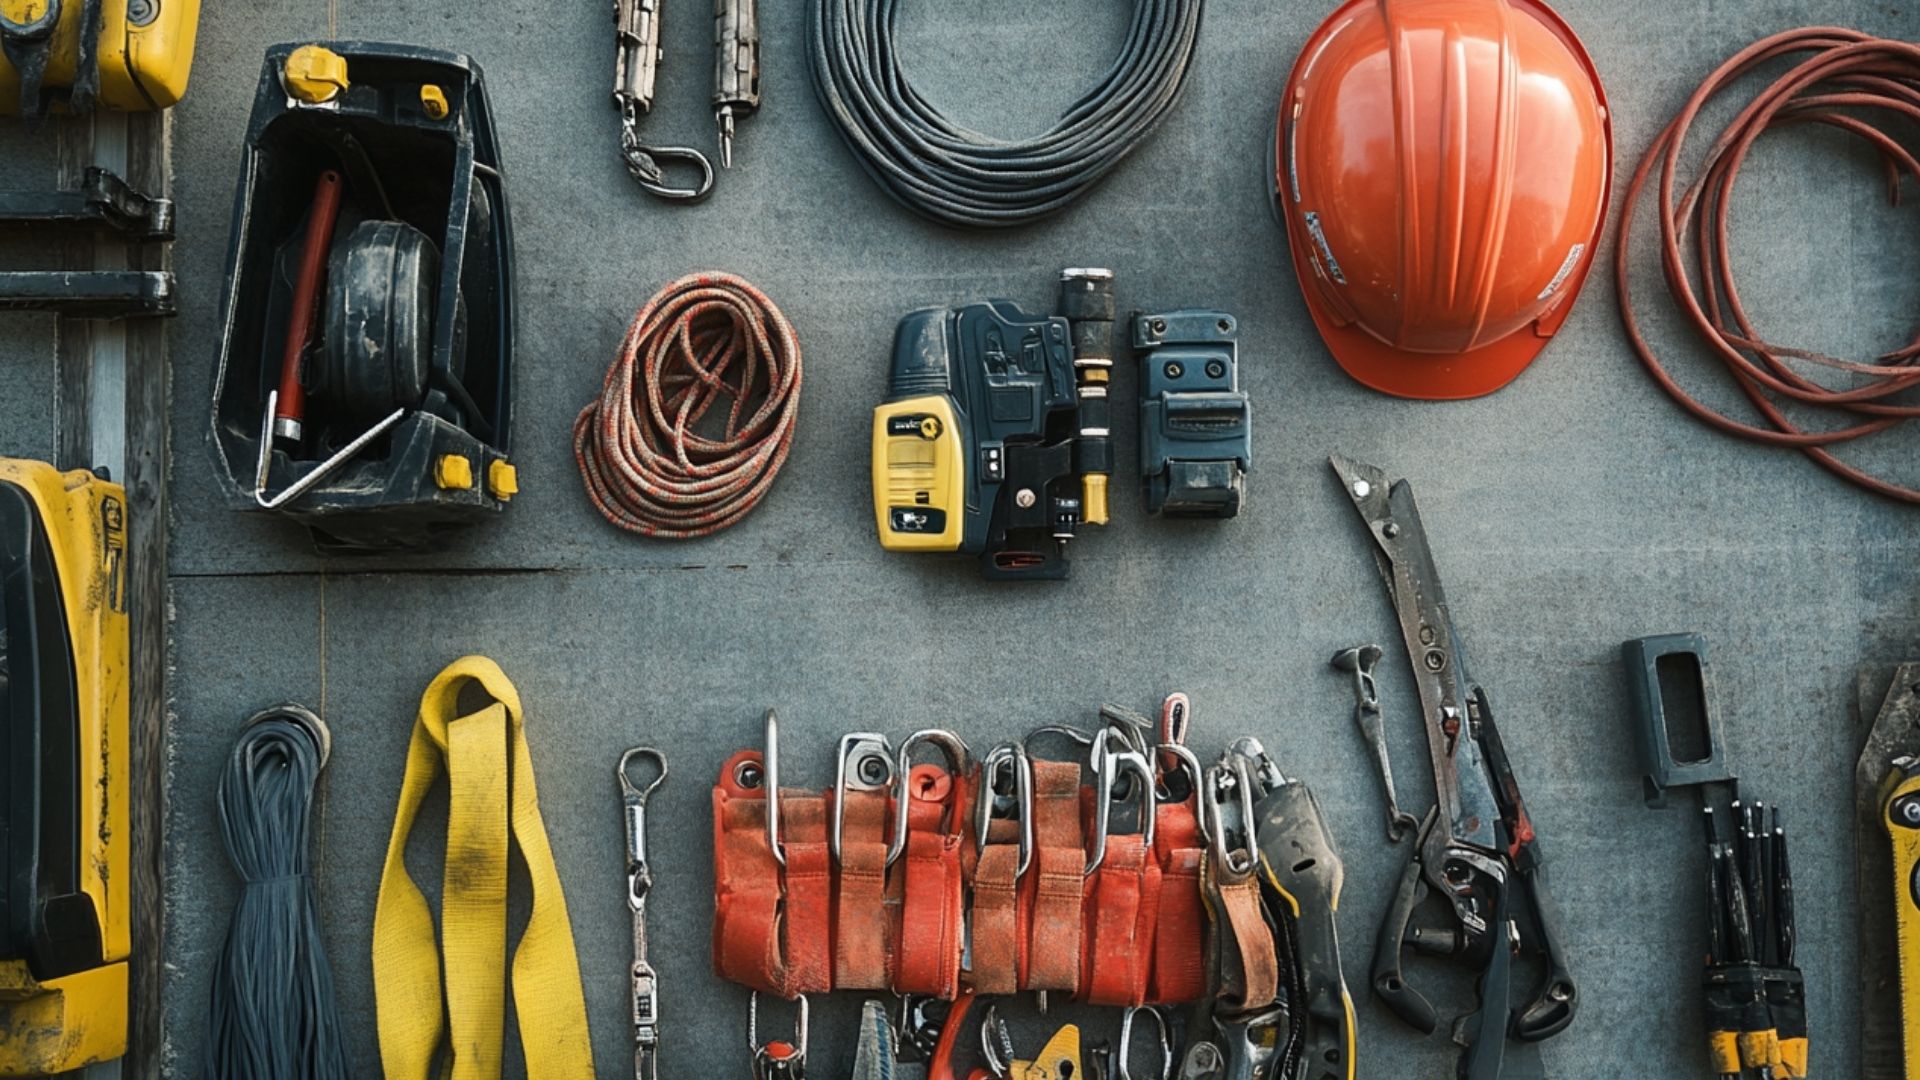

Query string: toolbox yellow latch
[283,45,349,105]
[434,455,474,492]
[420,84,448,119]
[487,461,519,501]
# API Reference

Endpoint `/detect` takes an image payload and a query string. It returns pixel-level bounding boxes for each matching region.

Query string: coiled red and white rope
[575,272,802,537]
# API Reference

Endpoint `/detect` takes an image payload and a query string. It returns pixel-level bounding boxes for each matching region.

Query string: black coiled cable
[207,705,351,1080]
[807,0,1205,228]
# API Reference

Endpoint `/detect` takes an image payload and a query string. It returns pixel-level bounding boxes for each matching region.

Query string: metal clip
[1088,744,1156,874]
[974,741,1035,877]
[759,708,786,866]
[831,731,895,863]
[1117,1007,1174,1080]
[888,729,972,866]
[1203,757,1258,882]
[620,104,716,202]
[253,388,408,510]
[618,747,667,1080]
[620,747,666,904]
[749,992,809,1080]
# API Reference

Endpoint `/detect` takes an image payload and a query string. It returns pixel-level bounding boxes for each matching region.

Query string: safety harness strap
[1212,865,1279,1013]
[1149,798,1207,1004]
[1080,834,1162,1006]
[891,764,966,997]
[833,786,892,989]
[712,749,788,994]
[967,817,1024,995]
[1022,760,1085,992]
[782,791,835,995]
[371,657,593,1080]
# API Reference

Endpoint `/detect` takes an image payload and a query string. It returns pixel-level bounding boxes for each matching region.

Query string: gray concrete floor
[7,0,1920,1075]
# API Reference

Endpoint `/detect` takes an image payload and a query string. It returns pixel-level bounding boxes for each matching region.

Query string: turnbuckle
[618,746,668,1080]
[749,991,810,1080]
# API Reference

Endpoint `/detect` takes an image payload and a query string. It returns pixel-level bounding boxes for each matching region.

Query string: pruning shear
[1330,457,1576,1079]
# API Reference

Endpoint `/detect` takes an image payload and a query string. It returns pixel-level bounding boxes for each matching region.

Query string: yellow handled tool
[1885,757,1920,1077]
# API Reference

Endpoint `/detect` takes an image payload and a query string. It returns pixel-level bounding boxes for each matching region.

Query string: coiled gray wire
[207,706,350,1080]
[807,0,1205,228]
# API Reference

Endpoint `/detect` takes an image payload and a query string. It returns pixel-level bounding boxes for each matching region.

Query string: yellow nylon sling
[372,656,595,1079]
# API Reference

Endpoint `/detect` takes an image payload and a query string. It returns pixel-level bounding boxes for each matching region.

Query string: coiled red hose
[1616,27,1920,502]
[575,272,803,537]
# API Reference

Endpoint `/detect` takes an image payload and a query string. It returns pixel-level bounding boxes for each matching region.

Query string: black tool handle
[1370,837,1439,1035]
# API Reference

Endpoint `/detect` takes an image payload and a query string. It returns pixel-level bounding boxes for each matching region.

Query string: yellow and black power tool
[0,458,130,1077]
[1883,757,1920,1077]
[0,0,199,114]
[871,268,1115,580]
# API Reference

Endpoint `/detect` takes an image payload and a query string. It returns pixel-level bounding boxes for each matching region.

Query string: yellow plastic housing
[1885,763,1920,1079]
[0,0,201,113]
[0,458,130,1077]
[872,395,964,552]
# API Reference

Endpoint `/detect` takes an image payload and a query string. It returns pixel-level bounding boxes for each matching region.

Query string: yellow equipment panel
[0,0,200,113]
[0,459,130,1077]
[872,394,965,552]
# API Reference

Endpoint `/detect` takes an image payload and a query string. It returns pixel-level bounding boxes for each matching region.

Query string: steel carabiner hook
[623,140,716,202]
[974,741,1035,878]
[888,729,972,867]
[619,746,667,906]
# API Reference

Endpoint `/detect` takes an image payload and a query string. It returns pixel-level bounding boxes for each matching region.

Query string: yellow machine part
[0,0,201,113]
[872,395,965,552]
[1008,1024,1080,1080]
[1885,761,1920,1079]
[0,458,130,1077]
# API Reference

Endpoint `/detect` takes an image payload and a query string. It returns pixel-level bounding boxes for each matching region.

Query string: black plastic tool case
[208,42,516,552]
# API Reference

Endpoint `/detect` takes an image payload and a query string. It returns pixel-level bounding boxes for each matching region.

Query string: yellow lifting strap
[371,656,594,1079]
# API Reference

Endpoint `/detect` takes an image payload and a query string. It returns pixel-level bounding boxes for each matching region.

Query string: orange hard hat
[1275,0,1613,399]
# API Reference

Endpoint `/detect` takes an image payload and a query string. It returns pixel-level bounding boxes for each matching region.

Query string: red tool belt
[712,735,1206,1003]
[713,749,789,994]
[1149,779,1208,1003]
[831,781,892,989]
[1021,758,1087,994]
[890,762,969,997]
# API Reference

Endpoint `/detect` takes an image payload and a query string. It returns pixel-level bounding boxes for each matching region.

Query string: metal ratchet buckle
[1203,755,1258,883]
[1088,736,1156,875]
[749,991,809,1080]
[887,729,972,867]
[974,740,1035,878]
[831,731,895,864]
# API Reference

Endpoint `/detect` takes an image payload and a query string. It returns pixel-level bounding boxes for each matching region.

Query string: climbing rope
[575,271,803,538]
[206,705,350,1080]
[1616,27,1920,501]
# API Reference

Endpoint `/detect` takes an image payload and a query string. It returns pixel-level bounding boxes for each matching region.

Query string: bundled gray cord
[808,0,1204,228]
[207,705,351,1080]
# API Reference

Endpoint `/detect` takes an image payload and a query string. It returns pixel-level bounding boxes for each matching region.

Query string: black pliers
[1331,457,1576,1079]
